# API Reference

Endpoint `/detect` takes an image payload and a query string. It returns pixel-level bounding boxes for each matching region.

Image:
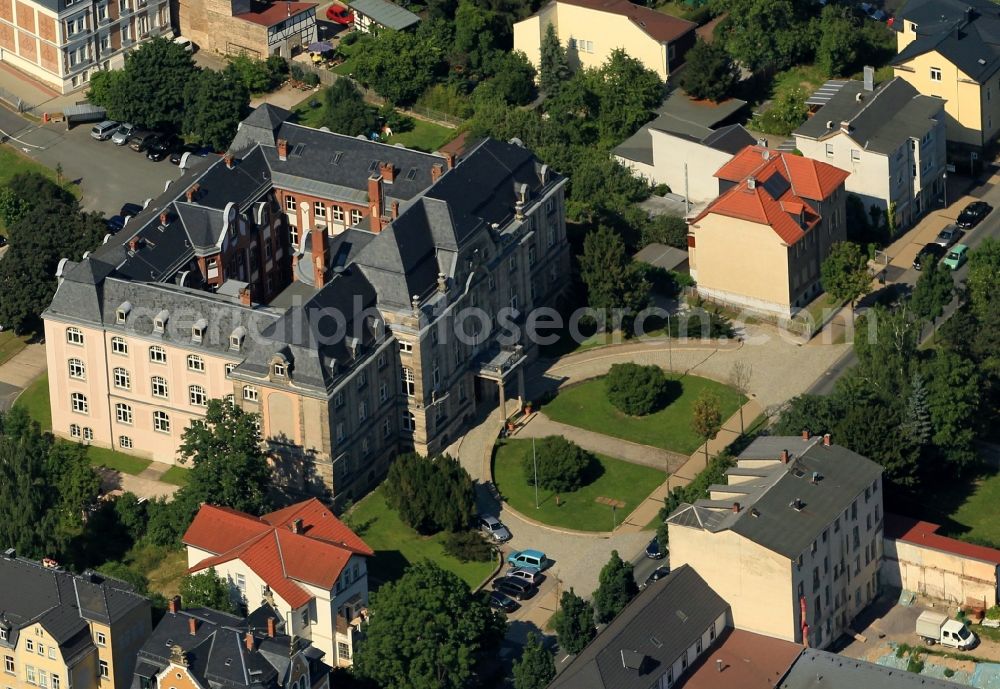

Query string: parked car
[325,3,353,23]
[128,131,157,152]
[957,201,992,229]
[933,225,963,248]
[506,568,543,586]
[145,135,178,161]
[506,549,551,573]
[478,515,511,543]
[173,35,194,52]
[90,120,120,141]
[492,576,535,600]
[943,243,969,270]
[912,243,944,270]
[642,566,671,588]
[487,590,519,613]
[169,143,210,165]
[111,123,137,145]
[645,537,666,560]
[120,203,143,219]
[106,215,126,233]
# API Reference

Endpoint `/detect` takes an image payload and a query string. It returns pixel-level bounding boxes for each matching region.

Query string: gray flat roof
[347,0,420,29]
[779,649,966,689]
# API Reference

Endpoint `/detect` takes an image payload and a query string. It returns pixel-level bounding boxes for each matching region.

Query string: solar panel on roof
[761,172,791,201]
[406,167,417,180]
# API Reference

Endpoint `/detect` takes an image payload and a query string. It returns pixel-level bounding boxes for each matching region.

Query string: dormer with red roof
[183,499,373,669]
[688,146,850,318]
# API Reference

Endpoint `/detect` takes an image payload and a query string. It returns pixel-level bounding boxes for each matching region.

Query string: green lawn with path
[493,439,665,532]
[0,331,28,367]
[160,465,191,486]
[347,486,496,589]
[14,373,153,476]
[542,374,745,455]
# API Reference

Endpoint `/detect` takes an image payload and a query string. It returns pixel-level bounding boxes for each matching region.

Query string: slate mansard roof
[668,436,883,559]
[892,0,1000,83]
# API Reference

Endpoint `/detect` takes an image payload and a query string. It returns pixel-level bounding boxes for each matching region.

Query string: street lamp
[532,438,539,510]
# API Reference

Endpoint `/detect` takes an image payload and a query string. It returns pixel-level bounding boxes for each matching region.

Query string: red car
[325,3,353,24]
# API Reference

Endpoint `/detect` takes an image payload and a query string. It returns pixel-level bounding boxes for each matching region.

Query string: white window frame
[189,385,207,407]
[151,376,168,399]
[115,403,133,425]
[153,410,170,433]
[66,328,84,346]
[149,346,167,364]
[331,206,344,222]
[187,355,205,372]
[119,436,133,449]
[68,358,86,380]
[243,385,259,402]
[111,336,128,355]
[313,201,326,218]
[350,209,362,225]
[930,66,942,81]
[71,393,88,414]
[113,367,130,390]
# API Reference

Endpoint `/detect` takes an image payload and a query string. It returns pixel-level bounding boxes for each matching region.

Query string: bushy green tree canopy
[180,567,238,613]
[593,550,638,622]
[605,363,671,416]
[679,39,739,102]
[384,453,476,534]
[552,588,595,654]
[523,436,595,493]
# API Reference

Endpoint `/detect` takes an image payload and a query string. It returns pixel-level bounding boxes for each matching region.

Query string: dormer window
[153,309,169,334]
[230,326,246,351]
[192,318,207,344]
[116,302,131,324]
[273,362,286,378]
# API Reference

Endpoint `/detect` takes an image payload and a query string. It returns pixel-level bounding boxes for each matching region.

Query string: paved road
[0,105,184,216]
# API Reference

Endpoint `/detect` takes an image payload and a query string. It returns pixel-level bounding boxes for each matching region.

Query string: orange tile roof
[886,513,1000,566]
[183,499,372,609]
[557,0,696,43]
[696,146,847,245]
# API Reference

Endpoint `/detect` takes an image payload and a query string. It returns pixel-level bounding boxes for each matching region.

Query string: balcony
[475,343,525,382]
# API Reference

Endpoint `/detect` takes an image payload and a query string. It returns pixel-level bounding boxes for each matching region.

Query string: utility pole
[533,438,539,510]
[684,163,690,215]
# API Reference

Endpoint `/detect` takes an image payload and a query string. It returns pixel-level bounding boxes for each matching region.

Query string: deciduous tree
[354,561,505,689]
[821,241,872,310]
[716,0,811,73]
[579,225,651,329]
[319,78,378,137]
[679,39,739,102]
[816,5,862,77]
[353,29,444,105]
[522,436,595,493]
[910,259,954,324]
[552,588,594,654]
[605,362,670,416]
[593,550,638,622]
[513,633,556,689]
[590,49,662,143]
[691,391,723,463]
[180,567,238,613]
[384,453,476,534]
[729,360,753,433]
[183,69,250,151]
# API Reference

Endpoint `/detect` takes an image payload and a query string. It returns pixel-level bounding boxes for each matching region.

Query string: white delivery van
[915,610,977,649]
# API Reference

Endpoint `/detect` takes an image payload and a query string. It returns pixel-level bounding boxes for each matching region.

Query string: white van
[90,120,120,140]
[173,36,194,52]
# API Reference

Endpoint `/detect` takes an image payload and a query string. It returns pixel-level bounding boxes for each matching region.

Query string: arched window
[189,385,207,407]
[187,355,205,372]
[111,336,129,355]
[71,393,88,414]
[66,327,84,345]
[153,411,170,433]
[69,424,81,438]
[68,358,86,380]
[151,376,168,399]
[149,345,167,364]
[115,403,133,425]
[113,367,130,390]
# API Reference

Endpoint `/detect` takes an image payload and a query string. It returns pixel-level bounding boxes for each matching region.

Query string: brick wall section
[14,0,33,32]
[0,22,13,49]
[0,0,12,22]
[39,41,56,70]
[37,13,54,41]
[18,28,36,61]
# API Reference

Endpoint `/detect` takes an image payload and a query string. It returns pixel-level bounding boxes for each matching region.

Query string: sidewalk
[0,61,80,114]
[617,397,764,532]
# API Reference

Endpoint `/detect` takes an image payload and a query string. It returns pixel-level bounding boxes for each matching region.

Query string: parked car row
[91,120,210,166]
[911,201,992,272]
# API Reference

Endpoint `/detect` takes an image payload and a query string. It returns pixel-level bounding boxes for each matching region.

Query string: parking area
[0,106,190,217]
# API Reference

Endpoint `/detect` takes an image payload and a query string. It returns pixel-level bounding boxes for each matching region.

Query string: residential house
[513,0,695,81]
[346,0,418,33]
[42,105,571,499]
[0,0,169,93]
[614,90,755,205]
[131,601,331,689]
[0,550,151,689]
[547,565,739,689]
[177,0,316,59]
[687,146,849,316]
[794,76,947,230]
[182,499,372,668]
[891,0,1000,154]
[668,434,885,649]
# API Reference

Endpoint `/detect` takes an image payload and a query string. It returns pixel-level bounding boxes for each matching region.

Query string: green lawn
[347,486,496,589]
[160,465,190,486]
[542,375,745,455]
[0,330,28,367]
[493,439,665,532]
[14,373,152,476]
[937,470,1000,549]
[0,147,80,234]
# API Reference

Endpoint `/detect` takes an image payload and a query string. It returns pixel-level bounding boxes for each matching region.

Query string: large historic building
[42,105,571,501]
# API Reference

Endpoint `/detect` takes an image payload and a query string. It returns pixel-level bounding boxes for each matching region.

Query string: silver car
[111,123,136,146]
[933,225,963,249]
[506,567,543,586]
[478,515,511,543]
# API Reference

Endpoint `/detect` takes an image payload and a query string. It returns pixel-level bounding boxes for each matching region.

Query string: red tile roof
[886,513,1000,565]
[557,0,696,43]
[696,146,848,245]
[683,628,802,689]
[183,500,373,609]
[235,2,317,26]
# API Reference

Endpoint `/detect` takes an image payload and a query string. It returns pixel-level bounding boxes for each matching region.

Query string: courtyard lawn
[0,330,28,367]
[542,375,745,455]
[14,373,152,476]
[493,439,664,532]
[384,119,456,153]
[124,543,188,597]
[160,465,191,486]
[936,469,1000,549]
[347,486,496,589]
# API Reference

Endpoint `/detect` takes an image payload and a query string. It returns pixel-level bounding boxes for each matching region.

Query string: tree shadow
[367,549,410,591]
[579,452,606,488]
[655,378,683,411]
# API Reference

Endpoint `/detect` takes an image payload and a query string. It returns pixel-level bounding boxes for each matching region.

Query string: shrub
[522,436,595,493]
[442,530,495,562]
[906,654,924,674]
[944,669,955,678]
[384,453,477,534]
[640,214,688,249]
[416,82,475,119]
[987,605,1000,620]
[341,30,360,46]
[605,363,670,416]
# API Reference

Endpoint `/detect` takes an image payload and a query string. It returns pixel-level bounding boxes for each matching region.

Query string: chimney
[160,211,169,226]
[186,184,199,203]
[277,139,288,161]
[801,430,810,441]
[732,502,741,513]
[188,618,198,635]
[168,596,181,614]
[238,286,252,306]
[430,163,444,183]
[863,65,874,92]
[780,449,790,464]
[747,176,756,190]
[244,631,254,652]
[368,175,384,233]
[437,272,447,293]
[224,154,234,169]
[716,659,723,673]
[128,237,139,252]
[823,433,831,447]
[378,161,395,183]
[443,152,455,170]
[390,200,399,220]
[312,227,328,288]
[267,617,276,639]
[291,518,304,534]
